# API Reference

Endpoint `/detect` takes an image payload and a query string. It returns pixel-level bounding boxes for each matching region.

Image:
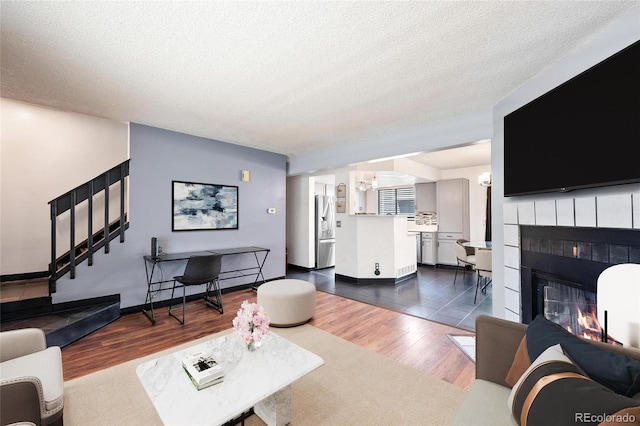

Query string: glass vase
[246,340,261,352]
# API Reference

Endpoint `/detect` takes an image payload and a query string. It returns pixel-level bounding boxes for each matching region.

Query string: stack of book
[181,351,224,390]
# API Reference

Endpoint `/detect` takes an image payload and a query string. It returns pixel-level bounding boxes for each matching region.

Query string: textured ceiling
[1,1,637,161]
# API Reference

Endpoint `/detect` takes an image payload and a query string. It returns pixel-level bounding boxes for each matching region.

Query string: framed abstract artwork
[172,180,239,231]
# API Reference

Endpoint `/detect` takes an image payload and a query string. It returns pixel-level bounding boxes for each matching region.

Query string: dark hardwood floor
[62,289,476,390]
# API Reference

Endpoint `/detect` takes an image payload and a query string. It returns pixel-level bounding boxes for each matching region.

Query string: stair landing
[0,278,49,303]
[1,279,120,348]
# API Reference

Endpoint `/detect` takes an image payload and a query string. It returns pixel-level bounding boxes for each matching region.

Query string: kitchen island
[334,215,416,283]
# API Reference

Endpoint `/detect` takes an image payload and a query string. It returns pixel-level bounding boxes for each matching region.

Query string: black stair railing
[48,160,130,292]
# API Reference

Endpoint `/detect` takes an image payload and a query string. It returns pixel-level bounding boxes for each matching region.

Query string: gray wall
[53,123,286,309]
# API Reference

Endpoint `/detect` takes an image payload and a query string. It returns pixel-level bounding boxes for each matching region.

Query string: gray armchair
[0,328,64,426]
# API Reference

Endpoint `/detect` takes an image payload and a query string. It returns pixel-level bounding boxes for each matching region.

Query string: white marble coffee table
[136,331,323,426]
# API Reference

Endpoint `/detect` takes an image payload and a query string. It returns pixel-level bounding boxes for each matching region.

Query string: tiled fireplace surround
[502,190,640,322]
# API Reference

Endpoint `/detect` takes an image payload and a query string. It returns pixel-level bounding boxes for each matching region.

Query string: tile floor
[286,264,492,331]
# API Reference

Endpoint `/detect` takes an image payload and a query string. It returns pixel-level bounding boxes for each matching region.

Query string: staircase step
[45,302,120,347]
[0,299,120,348]
[0,297,53,321]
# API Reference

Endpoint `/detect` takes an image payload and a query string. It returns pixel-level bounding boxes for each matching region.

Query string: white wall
[364,189,377,213]
[351,216,415,279]
[0,98,129,275]
[288,111,493,176]
[286,175,315,268]
[333,170,357,277]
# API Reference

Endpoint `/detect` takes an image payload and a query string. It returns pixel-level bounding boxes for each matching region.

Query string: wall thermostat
[267,207,276,214]
[241,170,251,182]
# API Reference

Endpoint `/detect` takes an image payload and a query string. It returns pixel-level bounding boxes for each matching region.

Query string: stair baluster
[49,202,58,293]
[88,181,94,267]
[48,160,130,291]
[119,163,126,243]
[70,190,76,279]
[104,171,110,254]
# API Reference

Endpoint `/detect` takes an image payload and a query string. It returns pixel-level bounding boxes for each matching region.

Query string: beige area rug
[64,325,466,425]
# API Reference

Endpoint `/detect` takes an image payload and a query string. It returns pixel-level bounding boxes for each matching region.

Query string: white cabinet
[436,179,470,235]
[421,232,437,265]
[314,183,335,196]
[437,232,462,266]
[415,182,436,213]
[436,179,469,266]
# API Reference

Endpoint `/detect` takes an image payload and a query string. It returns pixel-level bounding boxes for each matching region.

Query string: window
[378,187,415,215]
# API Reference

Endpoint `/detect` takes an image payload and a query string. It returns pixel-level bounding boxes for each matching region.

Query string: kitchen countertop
[407,225,438,233]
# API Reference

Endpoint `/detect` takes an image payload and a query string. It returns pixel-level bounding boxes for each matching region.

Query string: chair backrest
[0,328,47,362]
[456,239,475,256]
[180,254,222,285]
[475,249,492,275]
[455,242,469,261]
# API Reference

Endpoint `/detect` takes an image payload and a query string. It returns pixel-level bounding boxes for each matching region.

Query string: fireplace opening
[520,225,640,343]
[535,273,621,345]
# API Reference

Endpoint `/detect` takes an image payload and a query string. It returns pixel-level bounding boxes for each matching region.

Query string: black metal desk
[142,246,270,325]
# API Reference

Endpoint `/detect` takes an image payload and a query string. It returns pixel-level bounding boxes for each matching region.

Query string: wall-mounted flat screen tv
[504,40,640,197]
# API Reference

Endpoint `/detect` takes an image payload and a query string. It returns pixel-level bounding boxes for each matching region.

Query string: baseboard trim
[52,294,121,314]
[1,294,121,323]
[1,271,49,282]
[286,264,314,272]
[335,272,416,285]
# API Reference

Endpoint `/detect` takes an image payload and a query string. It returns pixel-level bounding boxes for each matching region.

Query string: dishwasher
[421,232,437,266]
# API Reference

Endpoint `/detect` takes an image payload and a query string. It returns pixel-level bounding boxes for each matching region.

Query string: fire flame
[577,307,601,340]
[564,307,621,345]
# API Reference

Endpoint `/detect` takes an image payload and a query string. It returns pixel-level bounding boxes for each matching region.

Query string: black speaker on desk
[151,237,159,258]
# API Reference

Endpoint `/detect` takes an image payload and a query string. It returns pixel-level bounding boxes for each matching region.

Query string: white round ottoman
[257,279,316,327]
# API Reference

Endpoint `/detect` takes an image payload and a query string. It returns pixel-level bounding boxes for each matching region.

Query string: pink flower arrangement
[232,300,270,350]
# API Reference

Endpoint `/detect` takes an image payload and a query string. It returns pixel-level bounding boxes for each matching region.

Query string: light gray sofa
[0,328,64,426]
[450,315,640,425]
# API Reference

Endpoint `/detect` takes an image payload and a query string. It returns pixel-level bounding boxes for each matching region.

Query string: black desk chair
[169,254,223,325]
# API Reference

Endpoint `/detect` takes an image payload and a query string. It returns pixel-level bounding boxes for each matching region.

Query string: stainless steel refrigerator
[315,195,336,269]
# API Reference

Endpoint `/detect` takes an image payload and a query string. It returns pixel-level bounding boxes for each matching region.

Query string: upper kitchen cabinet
[415,182,436,213]
[314,182,335,196]
[436,179,470,236]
